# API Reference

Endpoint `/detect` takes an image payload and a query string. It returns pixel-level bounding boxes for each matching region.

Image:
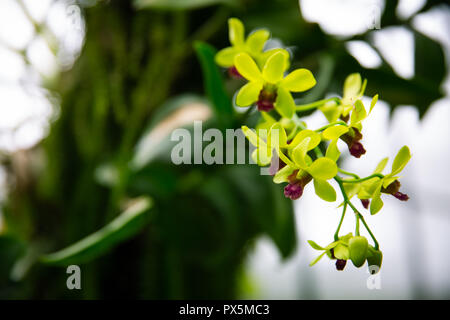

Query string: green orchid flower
[270,129,337,202]
[234,50,316,118]
[215,17,288,76]
[308,233,353,270]
[320,73,367,123]
[215,18,269,70]
[357,145,412,214]
[309,235,375,270]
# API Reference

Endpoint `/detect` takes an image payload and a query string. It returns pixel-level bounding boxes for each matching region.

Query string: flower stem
[314,121,348,132]
[295,97,341,112]
[341,173,384,184]
[338,168,360,179]
[335,176,379,250]
[334,203,347,241]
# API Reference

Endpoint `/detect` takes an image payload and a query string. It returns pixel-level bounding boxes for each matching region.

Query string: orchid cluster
[214,18,411,273]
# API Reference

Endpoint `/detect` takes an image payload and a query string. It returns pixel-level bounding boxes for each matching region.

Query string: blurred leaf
[0,236,26,285]
[225,165,296,258]
[131,95,212,170]
[413,30,446,88]
[195,42,234,127]
[40,197,153,266]
[134,0,238,10]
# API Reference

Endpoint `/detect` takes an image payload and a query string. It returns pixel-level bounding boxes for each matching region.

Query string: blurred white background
[0,0,449,299]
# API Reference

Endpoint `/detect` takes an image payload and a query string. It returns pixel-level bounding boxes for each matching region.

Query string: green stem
[342,173,384,184]
[334,203,347,241]
[295,97,341,112]
[338,168,360,179]
[355,213,360,236]
[335,177,379,250]
[314,121,348,132]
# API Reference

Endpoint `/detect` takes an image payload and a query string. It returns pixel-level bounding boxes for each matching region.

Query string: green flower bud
[367,246,383,274]
[348,236,368,268]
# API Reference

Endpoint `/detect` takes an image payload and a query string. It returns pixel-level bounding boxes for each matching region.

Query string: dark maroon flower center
[228,65,243,79]
[284,183,304,200]
[341,128,366,158]
[382,180,409,201]
[336,259,347,271]
[257,88,277,112]
[361,199,370,209]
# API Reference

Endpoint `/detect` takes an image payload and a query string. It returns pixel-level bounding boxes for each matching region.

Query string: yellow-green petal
[325,140,341,162]
[350,99,367,126]
[274,86,295,118]
[245,29,270,54]
[281,68,316,92]
[228,18,244,47]
[374,157,389,174]
[234,53,262,82]
[343,73,362,99]
[308,240,325,250]
[370,94,378,113]
[262,51,286,83]
[314,179,337,202]
[273,164,296,184]
[370,192,384,215]
[289,130,321,150]
[236,81,263,107]
[251,148,272,166]
[241,125,267,148]
[268,122,288,149]
[322,125,349,140]
[308,158,338,180]
[215,47,239,68]
[309,252,326,266]
[260,48,290,69]
[292,137,310,169]
[391,145,411,176]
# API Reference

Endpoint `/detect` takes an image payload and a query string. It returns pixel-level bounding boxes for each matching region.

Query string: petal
[343,73,362,99]
[308,158,338,180]
[281,68,316,92]
[325,140,340,162]
[314,179,337,202]
[262,51,286,83]
[333,243,350,260]
[391,145,411,176]
[370,94,378,113]
[292,137,310,169]
[236,81,263,106]
[241,125,267,148]
[350,99,367,126]
[309,252,326,266]
[268,122,288,149]
[322,125,349,140]
[245,29,270,54]
[274,86,295,118]
[273,164,296,184]
[234,53,262,82]
[228,18,244,47]
[370,192,384,215]
[374,157,388,174]
[214,47,238,67]
[259,48,290,69]
[320,103,342,123]
[251,148,272,166]
[308,240,325,250]
[289,129,321,150]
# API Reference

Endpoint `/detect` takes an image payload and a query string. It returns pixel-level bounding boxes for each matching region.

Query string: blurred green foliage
[0,0,447,299]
